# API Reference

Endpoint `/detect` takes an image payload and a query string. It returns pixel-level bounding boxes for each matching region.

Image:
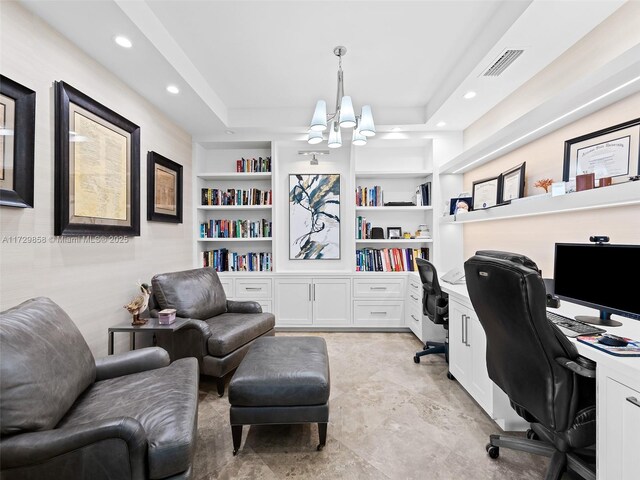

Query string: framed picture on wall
[0,75,35,208]
[54,81,140,236]
[289,173,340,260]
[499,162,526,203]
[147,151,183,223]
[472,175,501,210]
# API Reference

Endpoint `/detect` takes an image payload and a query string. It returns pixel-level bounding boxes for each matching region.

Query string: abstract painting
[289,174,340,259]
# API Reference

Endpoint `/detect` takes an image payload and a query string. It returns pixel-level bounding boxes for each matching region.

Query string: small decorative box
[158,308,177,325]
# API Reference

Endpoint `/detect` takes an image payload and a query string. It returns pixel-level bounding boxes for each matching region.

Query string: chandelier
[307,46,376,148]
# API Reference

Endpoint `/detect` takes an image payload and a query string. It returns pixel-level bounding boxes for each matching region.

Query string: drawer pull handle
[370,287,387,290]
[411,314,418,322]
[411,283,419,289]
[627,396,640,408]
[245,287,262,291]
[371,311,387,315]
[410,295,418,301]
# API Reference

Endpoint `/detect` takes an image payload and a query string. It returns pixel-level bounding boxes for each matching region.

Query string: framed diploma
[147,151,183,223]
[472,176,501,210]
[0,75,35,208]
[563,118,639,185]
[499,162,526,203]
[54,81,140,236]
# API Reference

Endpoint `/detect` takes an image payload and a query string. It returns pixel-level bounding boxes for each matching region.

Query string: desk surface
[440,280,640,381]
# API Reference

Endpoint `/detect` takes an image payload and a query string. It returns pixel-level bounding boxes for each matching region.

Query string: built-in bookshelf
[355,247,430,272]
[195,142,274,273]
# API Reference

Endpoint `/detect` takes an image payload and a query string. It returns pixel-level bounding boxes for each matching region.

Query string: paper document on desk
[442,268,466,285]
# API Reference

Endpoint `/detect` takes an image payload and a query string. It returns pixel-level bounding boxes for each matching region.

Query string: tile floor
[192,332,548,479]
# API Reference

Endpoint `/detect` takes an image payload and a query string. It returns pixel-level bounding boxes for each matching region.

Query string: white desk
[440,280,640,479]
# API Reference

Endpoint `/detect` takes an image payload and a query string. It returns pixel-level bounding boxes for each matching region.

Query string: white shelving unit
[440,181,640,224]
[355,239,433,245]
[197,205,273,211]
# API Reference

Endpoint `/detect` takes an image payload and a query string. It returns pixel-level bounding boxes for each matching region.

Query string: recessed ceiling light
[436,121,447,127]
[114,36,132,48]
[225,130,235,135]
[463,91,477,100]
[166,85,180,94]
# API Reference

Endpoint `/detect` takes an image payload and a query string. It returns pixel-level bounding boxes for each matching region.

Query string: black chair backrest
[464,251,580,432]
[416,258,448,325]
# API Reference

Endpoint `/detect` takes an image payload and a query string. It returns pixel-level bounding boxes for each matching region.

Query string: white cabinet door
[353,301,404,327]
[353,277,405,299]
[602,376,640,480]
[274,278,312,325]
[312,278,351,326]
[468,312,492,412]
[448,299,471,389]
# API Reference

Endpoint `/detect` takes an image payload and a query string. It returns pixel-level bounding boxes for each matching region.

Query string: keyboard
[547,311,606,338]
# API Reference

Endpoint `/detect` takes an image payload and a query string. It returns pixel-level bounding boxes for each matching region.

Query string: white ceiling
[19,0,627,140]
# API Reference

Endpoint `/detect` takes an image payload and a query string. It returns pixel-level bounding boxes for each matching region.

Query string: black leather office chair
[412,259,450,370]
[464,251,596,480]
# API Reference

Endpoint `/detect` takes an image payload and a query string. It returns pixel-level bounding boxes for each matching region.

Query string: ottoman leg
[317,422,327,451]
[232,425,243,455]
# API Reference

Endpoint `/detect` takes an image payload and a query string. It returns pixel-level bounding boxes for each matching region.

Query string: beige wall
[462,92,640,275]
[0,3,193,356]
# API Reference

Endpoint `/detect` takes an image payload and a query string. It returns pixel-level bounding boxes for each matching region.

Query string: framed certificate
[499,162,526,203]
[563,118,639,184]
[472,176,501,210]
[147,151,183,223]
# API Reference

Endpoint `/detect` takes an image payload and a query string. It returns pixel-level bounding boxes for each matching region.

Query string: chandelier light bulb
[328,121,342,148]
[359,105,376,137]
[310,100,328,131]
[307,130,323,145]
[339,96,357,128]
[352,126,367,146]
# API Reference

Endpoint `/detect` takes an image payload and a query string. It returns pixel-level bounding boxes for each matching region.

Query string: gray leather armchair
[0,297,199,480]
[150,267,275,396]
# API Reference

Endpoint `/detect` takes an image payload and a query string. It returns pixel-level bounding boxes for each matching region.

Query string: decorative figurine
[534,178,553,193]
[124,283,151,326]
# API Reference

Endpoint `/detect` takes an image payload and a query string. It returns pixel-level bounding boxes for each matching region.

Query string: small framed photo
[387,227,402,239]
[472,176,501,210]
[499,162,526,203]
[147,151,183,223]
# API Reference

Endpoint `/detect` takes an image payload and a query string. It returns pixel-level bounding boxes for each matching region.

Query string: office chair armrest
[555,356,596,379]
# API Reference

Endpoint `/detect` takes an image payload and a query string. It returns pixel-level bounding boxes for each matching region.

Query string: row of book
[355,185,383,207]
[356,247,429,272]
[201,188,272,206]
[200,219,272,239]
[355,216,373,239]
[416,181,432,206]
[236,157,271,173]
[202,249,273,272]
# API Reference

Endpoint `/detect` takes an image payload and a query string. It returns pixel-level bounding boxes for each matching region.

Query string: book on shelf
[355,247,429,272]
[201,188,272,206]
[356,216,373,239]
[416,181,431,206]
[200,219,272,239]
[355,185,383,207]
[202,249,272,272]
[236,157,271,173]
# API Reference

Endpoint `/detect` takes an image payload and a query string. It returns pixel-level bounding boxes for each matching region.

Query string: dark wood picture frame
[0,75,35,208]
[54,81,140,236]
[472,175,501,210]
[563,118,640,183]
[147,151,183,223]
[498,162,526,203]
[386,226,402,239]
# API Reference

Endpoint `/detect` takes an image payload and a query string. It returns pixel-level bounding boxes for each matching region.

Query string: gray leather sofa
[150,267,275,396]
[0,297,199,480]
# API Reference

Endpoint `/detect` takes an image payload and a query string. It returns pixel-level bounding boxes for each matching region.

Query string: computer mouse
[597,334,628,347]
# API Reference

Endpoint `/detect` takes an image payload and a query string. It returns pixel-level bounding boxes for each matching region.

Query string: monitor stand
[576,310,622,327]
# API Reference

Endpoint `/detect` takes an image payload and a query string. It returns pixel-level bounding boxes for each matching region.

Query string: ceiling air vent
[481,49,524,77]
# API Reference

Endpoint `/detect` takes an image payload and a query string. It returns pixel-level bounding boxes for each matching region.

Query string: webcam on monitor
[589,235,609,244]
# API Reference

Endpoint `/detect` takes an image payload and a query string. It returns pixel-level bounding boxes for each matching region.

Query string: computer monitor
[553,243,640,327]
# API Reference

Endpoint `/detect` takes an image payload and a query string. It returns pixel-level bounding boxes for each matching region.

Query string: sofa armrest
[0,417,146,478]
[96,347,169,381]
[227,300,263,314]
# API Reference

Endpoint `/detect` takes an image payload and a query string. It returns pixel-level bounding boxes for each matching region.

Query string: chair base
[413,339,449,364]
[486,433,595,480]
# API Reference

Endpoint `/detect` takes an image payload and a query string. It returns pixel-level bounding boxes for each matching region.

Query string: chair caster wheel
[486,444,499,459]
[413,355,420,364]
[447,372,455,380]
[317,444,325,451]
[233,449,238,456]
[526,429,539,440]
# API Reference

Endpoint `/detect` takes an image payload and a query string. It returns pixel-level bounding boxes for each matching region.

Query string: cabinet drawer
[407,276,421,296]
[219,278,234,298]
[353,278,405,299]
[353,300,404,327]
[235,278,272,299]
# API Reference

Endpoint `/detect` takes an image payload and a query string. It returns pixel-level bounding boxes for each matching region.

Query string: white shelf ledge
[197,172,272,180]
[197,205,272,211]
[440,181,640,224]
[356,239,433,244]
[356,206,432,212]
[197,237,272,242]
[355,170,432,179]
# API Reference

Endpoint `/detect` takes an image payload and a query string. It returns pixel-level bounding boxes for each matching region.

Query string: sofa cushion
[206,312,275,357]
[152,267,227,319]
[0,297,96,435]
[58,357,199,480]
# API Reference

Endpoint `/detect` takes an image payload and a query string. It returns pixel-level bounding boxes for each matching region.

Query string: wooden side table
[108,317,191,355]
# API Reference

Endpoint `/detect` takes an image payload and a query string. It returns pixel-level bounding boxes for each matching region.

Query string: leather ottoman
[228,336,330,455]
